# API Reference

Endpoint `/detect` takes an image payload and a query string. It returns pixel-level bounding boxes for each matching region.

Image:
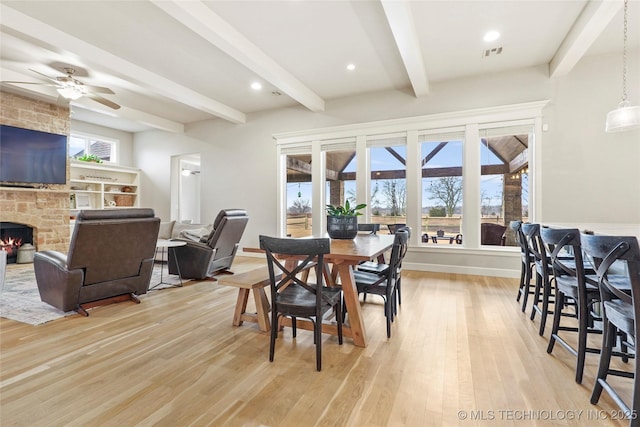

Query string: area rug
[1,264,188,326]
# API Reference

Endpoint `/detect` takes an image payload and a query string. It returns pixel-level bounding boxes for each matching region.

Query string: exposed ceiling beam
[71,101,185,134]
[0,4,245,124]
[380,0,429,97]
[152,0,325,112]
[549,0,622,78]
[509,149,528,173]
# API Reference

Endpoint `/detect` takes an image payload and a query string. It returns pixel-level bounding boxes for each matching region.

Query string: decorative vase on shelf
[327,215,358,239]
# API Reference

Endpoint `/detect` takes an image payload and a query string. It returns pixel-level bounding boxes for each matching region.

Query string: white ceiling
[1,0,638,133]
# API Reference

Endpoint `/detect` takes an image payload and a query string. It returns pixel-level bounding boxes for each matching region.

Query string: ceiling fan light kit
[56,86,84,100]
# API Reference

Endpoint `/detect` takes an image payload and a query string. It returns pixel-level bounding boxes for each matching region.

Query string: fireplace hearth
[0,222,34,264]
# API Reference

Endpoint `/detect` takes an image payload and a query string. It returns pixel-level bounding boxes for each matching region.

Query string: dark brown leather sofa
[34,208,160,315]
[168,209,249,280]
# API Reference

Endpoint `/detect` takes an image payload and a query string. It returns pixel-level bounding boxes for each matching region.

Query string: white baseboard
[240,248,521,278]
[403,261,520,278]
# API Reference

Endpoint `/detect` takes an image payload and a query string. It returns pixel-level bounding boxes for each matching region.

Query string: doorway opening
[171,153,201,224]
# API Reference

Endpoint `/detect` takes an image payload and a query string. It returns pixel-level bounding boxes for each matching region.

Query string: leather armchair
[169,209,249,280]
[34,208,160,315]
[481,223,507,246]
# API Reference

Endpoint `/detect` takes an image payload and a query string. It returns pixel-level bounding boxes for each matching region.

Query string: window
[420,132,464,244]
[479,125,533,247]
[324,146,357,209]
[368,135,406,234]
[69,133,118,163]
[285,152,313,238]
[274,101,545,249]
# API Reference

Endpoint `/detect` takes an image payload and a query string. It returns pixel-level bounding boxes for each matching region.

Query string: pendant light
[605,0,640,132]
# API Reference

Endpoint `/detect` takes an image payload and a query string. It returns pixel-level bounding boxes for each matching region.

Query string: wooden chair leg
[546,290,564,354]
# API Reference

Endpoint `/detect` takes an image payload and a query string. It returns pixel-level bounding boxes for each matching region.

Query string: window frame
[274,101,547,249]
[69,131,119,164]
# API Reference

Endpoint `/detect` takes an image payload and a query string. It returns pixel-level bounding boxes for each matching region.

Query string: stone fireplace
[1,91,71,254]
[0,222,33,263]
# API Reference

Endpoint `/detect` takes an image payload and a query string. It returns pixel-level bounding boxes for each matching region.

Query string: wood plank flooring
[0,257,633,426]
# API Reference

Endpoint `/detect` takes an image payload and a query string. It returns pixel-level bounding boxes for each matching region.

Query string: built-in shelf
[69,161,140,210]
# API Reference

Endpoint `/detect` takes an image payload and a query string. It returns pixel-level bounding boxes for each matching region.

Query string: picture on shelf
[75,194,91,209]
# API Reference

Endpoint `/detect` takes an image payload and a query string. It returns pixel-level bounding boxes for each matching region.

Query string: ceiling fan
[3,67,120,110]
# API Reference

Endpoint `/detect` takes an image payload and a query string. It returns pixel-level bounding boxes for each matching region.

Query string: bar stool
[581,233,639,426]
[522,223,555,335]
[541,227,600,384]
[511,220,535,312]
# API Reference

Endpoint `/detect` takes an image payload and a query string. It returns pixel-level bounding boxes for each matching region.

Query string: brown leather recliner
[34,208,160,315]
[168,209,249,280]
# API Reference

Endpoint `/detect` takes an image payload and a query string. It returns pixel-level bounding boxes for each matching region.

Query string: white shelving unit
[69,161,140,210]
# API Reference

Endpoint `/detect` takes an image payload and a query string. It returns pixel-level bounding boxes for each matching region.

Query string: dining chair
[358,226,411,307]
[387,224,407,234]
[581,233,639,425]
[511,220,535,312]
[357,223,380,234]
[352,229,409,338]
[522,223,555,335]
[540,227,601,384]
[259,235,343,371]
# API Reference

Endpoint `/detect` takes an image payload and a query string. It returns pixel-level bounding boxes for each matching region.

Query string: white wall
[132,50,640,276]
[71,120,135,166]
[133,131,204,221]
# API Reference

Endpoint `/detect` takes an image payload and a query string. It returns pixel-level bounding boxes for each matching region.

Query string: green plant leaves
[326,200,366,216]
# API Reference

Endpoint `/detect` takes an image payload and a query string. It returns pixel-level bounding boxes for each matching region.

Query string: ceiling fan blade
[1,81,58,87]
[83,85,115,95]
[28,68,61,84]
[86,93,121,110]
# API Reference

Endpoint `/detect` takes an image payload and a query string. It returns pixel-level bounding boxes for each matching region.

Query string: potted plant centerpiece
[326,200,366,239]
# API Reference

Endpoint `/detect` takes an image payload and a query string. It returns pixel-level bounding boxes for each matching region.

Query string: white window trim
[274,100,549,244]
[70,131,119,164]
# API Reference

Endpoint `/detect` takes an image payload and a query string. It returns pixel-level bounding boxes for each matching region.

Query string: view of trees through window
[283,127,531,246]
[286,153,313,237]
[368,145,407,234]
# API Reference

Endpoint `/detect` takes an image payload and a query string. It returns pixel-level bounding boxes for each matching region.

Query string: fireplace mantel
[0,186,69,193]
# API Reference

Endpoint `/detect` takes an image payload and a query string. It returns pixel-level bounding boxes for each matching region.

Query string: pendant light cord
[622,0,628,104]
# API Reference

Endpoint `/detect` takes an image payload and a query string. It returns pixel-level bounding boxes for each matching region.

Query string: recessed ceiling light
[346,63,356,71]
[483,31,500,42]
[251,82,262,90]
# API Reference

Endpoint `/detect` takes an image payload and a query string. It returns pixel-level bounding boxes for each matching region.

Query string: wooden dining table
[244,233,395,348]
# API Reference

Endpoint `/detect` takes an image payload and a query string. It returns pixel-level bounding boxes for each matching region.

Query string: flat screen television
[0,125,67,185]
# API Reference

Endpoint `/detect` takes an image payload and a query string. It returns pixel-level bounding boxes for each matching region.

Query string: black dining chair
[358,223,380,234]
[352,229,409,338]
[511,220,535,312]
[260,235,343,371]
[358,226,411,308]
[581,233,639,425]
[541,227,601,384]
[387,224,407,234]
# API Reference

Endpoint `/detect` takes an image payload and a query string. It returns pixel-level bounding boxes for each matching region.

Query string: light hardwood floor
[0,257,633,426]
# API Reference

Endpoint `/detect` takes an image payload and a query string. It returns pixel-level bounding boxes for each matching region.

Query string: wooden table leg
[337,263,367,347]
[253,287,271,332]
[233,288,250,326]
